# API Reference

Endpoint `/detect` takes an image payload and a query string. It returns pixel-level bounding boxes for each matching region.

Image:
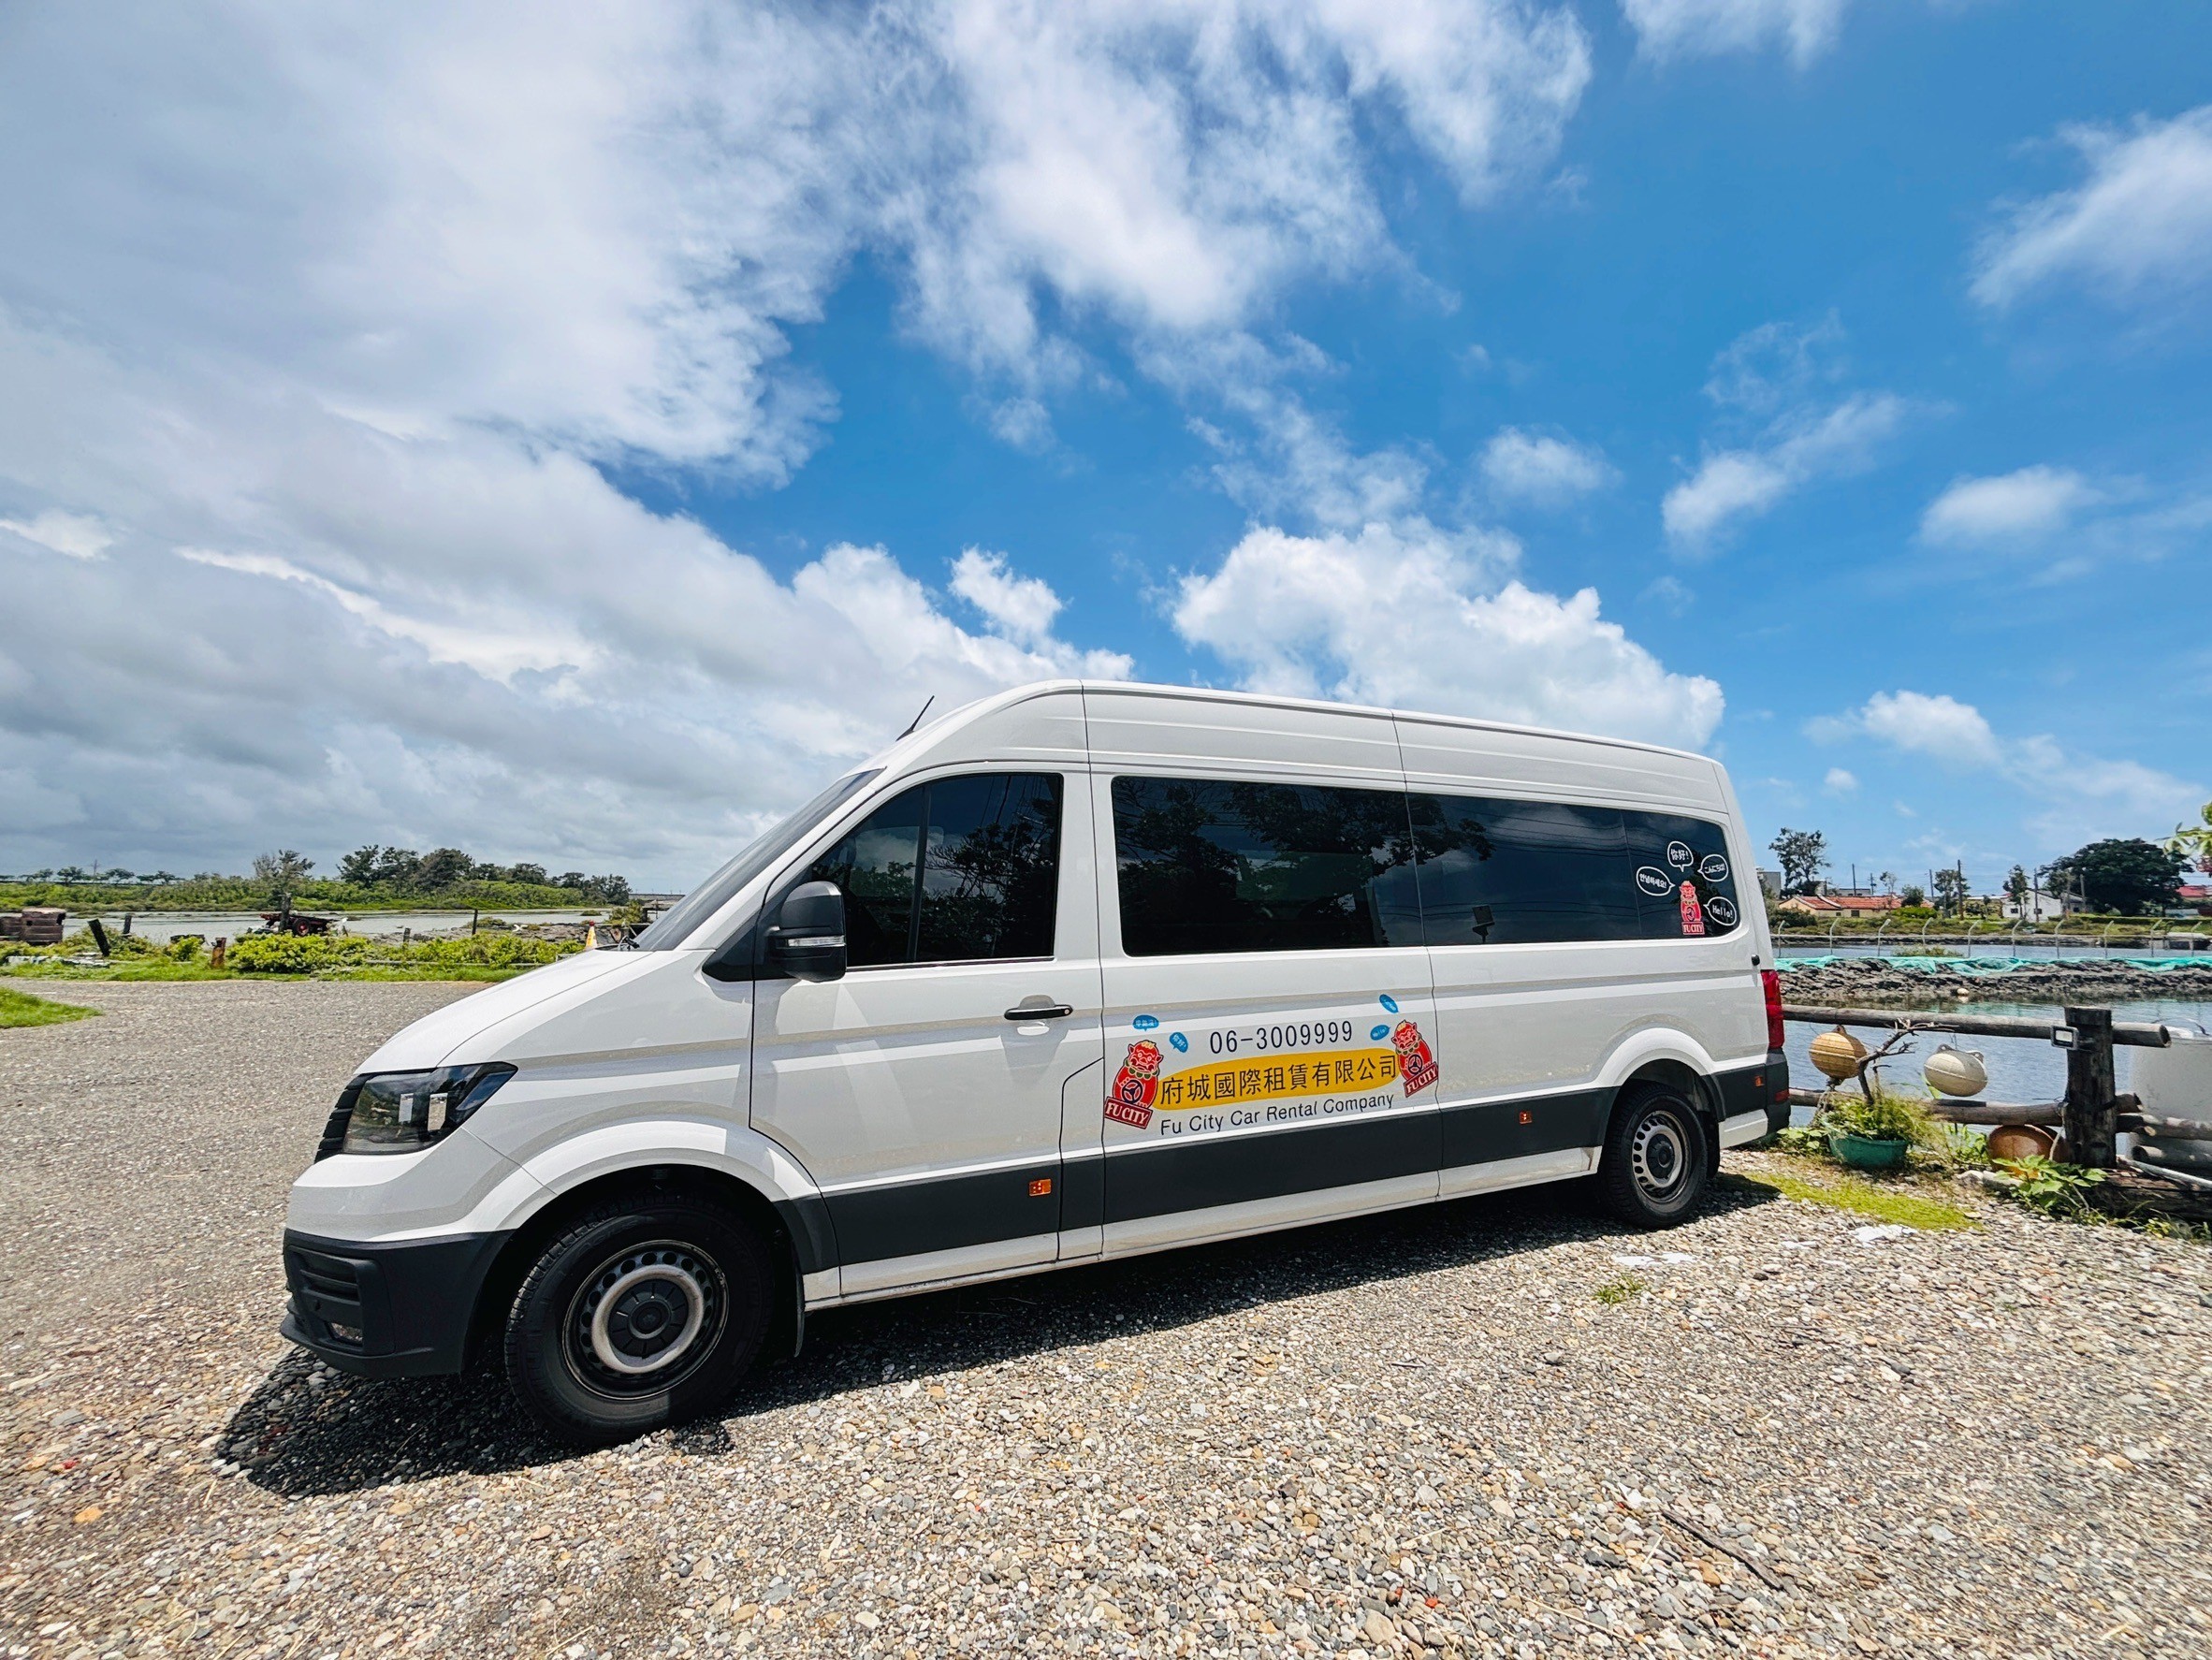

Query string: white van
[283,681,1788,1441]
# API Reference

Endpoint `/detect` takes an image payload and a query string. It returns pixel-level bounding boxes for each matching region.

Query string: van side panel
[1391,716,1765,1190]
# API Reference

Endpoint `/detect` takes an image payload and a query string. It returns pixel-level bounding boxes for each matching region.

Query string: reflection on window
[804,773,1062,968]
[1112,777,1422,956]
[1411,797,1637,944]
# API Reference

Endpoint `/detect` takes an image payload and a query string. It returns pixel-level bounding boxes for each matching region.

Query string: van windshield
[633,769,881,950]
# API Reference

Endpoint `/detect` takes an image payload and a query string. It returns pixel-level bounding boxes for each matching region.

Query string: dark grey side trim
[1104,1111,1438,1225]
[1440,1088,1610,1170]
[771,1194,838,1277]
[825,1163,1062,1265]
[818,1066,1767,1274]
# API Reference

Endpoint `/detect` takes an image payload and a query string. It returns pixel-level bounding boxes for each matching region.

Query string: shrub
[1825,1091,1935,1145]
[226,935,373,974]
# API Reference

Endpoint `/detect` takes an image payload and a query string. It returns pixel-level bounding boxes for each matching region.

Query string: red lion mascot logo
[1106,1039,1164,1129]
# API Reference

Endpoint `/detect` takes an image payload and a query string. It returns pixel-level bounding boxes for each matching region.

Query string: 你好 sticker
[1666,840,1694,870]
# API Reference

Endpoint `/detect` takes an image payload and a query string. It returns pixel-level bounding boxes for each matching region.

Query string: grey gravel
[5,982,2212,1659]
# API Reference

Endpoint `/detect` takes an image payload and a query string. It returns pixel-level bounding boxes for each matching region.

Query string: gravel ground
[5,983,2211,1660]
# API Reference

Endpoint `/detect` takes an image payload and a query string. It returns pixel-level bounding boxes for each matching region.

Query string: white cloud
[949,547,1065,647]
[1478,428,1617,507]
[0,508,112,560]
[1823,766,1857,794]
[1172,518,1723,748]
[0,0,1598,877]
[1664,391,1910,550]
[1973,106,2212,313]
[1810,689,2204,852]
[1920,466,2098,546]
[1620,0,1850,66]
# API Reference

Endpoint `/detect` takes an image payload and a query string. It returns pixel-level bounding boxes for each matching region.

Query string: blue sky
[2,1,2208,891]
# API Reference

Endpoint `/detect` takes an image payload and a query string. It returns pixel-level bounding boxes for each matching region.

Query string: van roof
[886,677,1717,769]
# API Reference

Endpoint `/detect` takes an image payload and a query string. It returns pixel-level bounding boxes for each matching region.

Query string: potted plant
[1823,1091,1931,1170]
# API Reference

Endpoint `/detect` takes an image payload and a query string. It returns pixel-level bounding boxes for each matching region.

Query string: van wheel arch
[464,1166,802,1372]
[1611,1060,1723,1177]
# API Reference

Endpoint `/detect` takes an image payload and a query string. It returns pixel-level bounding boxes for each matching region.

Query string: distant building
[2001,892,2067,924]
[1775,892,1901,918]
[1755,867,1783,901]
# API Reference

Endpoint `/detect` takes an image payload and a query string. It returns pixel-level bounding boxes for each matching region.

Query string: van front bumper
[281,1229,507,1378]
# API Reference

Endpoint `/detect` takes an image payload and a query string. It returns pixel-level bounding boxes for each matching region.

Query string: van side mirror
[766,881,846,983]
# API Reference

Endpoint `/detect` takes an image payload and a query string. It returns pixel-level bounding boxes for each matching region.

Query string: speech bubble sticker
[1370,1024,1390,1041]
[1666,840,1694,869]
[1706,895,1739,928]
[1132,1013,1158,1030]
[1635,866,1674,897]
[1377,994,1400,1013]
[1698,853,1730,882]
[1169,1031,1188,1053]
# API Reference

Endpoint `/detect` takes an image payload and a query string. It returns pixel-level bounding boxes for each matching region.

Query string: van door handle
[1004,1002,1074,1021]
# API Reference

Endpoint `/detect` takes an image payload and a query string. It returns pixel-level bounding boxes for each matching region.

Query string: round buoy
[1923,1044,1988,1099]
[1809,1026,1867,1083]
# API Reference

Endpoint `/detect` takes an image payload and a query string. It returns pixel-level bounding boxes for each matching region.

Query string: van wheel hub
[568,1243,724,1391]
[1630,1111,1691,1201]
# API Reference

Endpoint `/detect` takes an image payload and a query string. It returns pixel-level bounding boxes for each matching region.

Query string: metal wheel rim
[1630,1107,1693,1203]
[564,1240,725,1397]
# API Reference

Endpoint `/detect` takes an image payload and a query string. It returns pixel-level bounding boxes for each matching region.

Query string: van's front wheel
[504,1195,770,1446]
[1599,1084,1710,1228]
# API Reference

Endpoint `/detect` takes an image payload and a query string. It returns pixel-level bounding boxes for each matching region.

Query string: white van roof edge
[865,677,1719,773]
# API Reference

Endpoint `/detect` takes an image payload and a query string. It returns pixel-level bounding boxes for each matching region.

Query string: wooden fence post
[2062,1004,2117,1169]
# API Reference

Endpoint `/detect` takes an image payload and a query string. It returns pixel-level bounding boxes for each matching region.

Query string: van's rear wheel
[1599,1084,1710,1228]
[504,1194,770,1446]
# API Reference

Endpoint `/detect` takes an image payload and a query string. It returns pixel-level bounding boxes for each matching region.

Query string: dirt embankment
[1780,954,2212,1008]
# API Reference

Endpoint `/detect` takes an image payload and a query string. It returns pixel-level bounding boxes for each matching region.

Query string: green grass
[1592,1274,1648,1305]
[1722,1170,1976,1231]
[0,985,99,1027]
[2,960,532,983]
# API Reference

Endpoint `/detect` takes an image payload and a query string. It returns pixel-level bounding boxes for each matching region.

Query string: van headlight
[316,1063,517,1159]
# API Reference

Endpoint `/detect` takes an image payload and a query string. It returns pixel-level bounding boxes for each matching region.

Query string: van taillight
[1761,968,1784,1052]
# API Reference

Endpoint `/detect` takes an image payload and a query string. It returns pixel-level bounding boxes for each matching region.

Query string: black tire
[503,1193,771,1446]
[1598,1083,1710,1228]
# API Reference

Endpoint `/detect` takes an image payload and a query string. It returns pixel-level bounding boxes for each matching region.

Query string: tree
[55,866,87,881]
[338,845,382,884]
[143,870,178,884]
[1768,828,1828,895]
[2168,801,2212,875]
[253,850,314,903]
[413,847,473,890]
[107,868,135,881]
[2045,838,2185,915]
[2005,865,2030,906]
[507,861,548,886]
[1930,866,1966,913]
[1899,883,1926,908]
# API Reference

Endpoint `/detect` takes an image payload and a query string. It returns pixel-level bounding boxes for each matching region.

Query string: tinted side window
[1113,777,1422,956]
[807,784,926,968]
[913,773,1062,962]
[1624,811,1742,937]
[1409,795,1639,945]
[803,773,1063,968]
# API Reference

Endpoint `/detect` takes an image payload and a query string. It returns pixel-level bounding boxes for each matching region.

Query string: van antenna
[896,694,936,740]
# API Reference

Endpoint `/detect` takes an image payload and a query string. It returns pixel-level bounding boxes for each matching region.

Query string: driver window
[804,773,1063,968]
